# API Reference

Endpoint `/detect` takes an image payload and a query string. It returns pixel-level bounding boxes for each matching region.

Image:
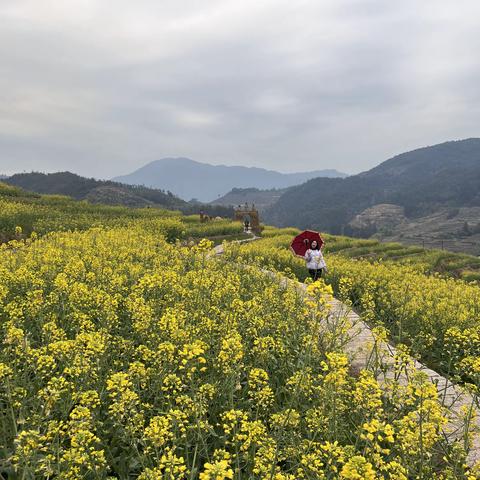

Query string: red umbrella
[290,230,324,258]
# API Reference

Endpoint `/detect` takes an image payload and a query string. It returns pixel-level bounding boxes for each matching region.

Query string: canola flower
[227,234,480,390]
[199,460,234,480]
[0,219,478,478]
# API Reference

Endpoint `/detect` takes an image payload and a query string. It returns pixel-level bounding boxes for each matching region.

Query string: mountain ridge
[4,171,184,207]
[2,171,233,217]
[264,138,480,234]
[113,157,347,202]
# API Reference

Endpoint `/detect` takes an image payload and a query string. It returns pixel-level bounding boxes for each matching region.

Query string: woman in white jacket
[304,240,326,281]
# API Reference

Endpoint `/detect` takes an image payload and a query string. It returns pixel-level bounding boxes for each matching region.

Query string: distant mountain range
[113,158,347,202]
[264,138,480,242]
[5,140,480,253]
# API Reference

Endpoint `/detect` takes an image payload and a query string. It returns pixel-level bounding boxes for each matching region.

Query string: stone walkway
[213,240,480,465]
[320,294,480,465]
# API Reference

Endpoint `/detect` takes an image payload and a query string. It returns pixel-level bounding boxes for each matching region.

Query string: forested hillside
[3,172,233,217]
[265,139,480,235]
[5,172,185,208]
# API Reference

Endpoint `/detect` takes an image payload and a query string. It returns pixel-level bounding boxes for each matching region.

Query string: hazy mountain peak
[113,158,347,202]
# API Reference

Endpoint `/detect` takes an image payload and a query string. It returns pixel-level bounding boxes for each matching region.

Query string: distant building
[234,203,262,233]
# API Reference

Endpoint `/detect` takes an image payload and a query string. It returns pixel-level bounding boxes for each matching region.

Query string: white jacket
[305,248,326,270]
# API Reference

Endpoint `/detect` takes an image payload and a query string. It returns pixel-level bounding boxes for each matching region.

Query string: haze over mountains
[113,158,347,202]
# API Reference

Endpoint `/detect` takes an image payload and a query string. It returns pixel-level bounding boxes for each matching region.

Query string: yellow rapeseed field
[0,201,479,477]
[228,234,480,392]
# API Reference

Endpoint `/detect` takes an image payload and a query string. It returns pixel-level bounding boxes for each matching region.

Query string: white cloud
[0,0,479,177]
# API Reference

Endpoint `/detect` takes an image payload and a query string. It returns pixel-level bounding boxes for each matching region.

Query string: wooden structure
[234,203,262,234]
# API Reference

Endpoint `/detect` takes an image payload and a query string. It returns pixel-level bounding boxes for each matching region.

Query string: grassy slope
[0,182,244,243]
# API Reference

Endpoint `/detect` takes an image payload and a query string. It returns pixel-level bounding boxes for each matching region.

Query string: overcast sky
[1,0,479,178]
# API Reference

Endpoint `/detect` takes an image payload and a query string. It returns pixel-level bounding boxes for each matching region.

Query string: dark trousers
[308,269,323,281]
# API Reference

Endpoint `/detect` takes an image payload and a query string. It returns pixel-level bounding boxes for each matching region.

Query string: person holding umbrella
[290,230,326,282]
[304,239,326,281]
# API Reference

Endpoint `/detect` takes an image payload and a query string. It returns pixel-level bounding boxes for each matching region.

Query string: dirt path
[213,240,480,465]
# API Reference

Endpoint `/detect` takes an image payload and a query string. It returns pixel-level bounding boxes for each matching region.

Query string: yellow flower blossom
[199,460,234,480]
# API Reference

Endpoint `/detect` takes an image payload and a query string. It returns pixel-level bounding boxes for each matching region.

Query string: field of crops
[227,231,480,390]
[0,183,244,245]
[1,190,480,478]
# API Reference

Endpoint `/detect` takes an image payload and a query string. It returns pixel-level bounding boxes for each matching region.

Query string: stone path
[323,295,480,465]
[213,240,480,465]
